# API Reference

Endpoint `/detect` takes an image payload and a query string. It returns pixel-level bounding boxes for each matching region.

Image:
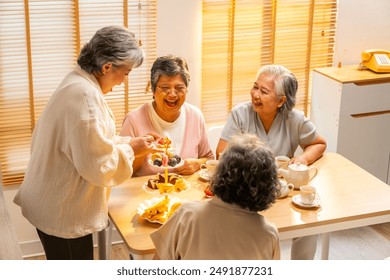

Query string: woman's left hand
[289,156,309,166]
[175,158,201,175]
[290,136,326,166]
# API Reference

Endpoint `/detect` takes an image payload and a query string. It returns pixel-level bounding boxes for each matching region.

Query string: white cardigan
[14,66,134,238]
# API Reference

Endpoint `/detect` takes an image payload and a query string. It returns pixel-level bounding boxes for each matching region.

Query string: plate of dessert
[148,153,184,170]
[137,196,183,224]
[143,172,190,194]
[148,136,184,171]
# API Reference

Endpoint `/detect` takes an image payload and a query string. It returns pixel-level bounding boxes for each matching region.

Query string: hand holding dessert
[129,132,162,158]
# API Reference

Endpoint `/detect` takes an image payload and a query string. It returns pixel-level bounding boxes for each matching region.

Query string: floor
[25,222,390,260]
[280,223,390,260]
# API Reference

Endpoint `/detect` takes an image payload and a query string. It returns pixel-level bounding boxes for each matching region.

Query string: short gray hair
[77,26,144,74]
[150,55,190,93]
[256,64,297,112]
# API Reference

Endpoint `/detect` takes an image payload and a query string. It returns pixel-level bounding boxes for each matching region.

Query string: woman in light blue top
[216,64,326,260]
[216,64,326,165]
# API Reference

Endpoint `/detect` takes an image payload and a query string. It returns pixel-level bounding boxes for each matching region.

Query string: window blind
[202,0,337,126]
[0,0,157,186]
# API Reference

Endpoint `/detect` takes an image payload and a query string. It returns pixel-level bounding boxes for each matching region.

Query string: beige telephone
[359,49,390,73]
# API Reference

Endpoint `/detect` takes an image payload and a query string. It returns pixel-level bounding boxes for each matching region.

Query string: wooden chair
[207,125,224,158]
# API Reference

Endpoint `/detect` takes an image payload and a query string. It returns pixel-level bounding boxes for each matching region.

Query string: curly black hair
[211,134,279,212]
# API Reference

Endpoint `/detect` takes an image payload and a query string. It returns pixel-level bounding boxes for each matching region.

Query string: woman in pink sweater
[120,55,214,176]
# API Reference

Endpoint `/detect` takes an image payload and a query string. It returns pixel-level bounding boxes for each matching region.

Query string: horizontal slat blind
[126,0,157,130]
[1,0,34,186]
[202,0,337,126]
[0,0,157,186]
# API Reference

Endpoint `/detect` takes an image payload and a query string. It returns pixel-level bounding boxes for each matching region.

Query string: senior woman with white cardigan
[14,26,159,260]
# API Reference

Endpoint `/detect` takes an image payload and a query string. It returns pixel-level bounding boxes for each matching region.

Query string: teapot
[277,179,294,198]
[278,162,318,189]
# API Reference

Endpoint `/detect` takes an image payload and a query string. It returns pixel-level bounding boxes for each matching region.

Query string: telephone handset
[359,49,390,73]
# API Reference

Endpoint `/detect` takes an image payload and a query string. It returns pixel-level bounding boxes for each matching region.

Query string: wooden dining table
[105,152,390,260]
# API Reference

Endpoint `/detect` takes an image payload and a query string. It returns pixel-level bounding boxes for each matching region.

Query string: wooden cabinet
[311,65,390,184]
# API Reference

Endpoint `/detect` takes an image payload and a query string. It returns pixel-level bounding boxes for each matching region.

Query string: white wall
[157,0,202,108]
[4,0,390,258]
[333,0,390,66]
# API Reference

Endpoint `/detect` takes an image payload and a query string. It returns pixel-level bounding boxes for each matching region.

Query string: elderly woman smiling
[216,64,327,260]
[14,26,158,260]
[120,55,214,176]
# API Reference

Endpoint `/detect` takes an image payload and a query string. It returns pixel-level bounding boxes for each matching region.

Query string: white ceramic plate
[142,179,190,195]
[137,197,183,224]
[291,194,321,208]
[277,192,289,199]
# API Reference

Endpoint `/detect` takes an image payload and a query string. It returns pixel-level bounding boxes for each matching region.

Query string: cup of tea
[299,185,317,205]
[275,155,290,169]
[200,159,219,177]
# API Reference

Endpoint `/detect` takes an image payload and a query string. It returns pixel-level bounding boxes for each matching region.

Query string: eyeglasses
[156,86,187,96]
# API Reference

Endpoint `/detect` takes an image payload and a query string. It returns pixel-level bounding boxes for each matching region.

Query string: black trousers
[36,228,93,260]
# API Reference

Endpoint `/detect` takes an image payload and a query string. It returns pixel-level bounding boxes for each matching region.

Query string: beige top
[151,197,280,260]
[14,66,135,238]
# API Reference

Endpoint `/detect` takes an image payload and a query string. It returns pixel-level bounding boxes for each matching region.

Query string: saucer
[292,194,321,209]
[277,192,290,199]
[198,170,211,181]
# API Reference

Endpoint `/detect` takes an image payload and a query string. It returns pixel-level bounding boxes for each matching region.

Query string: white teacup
[200,159,219,177]
[277,179,294,198]
[300,185,317,205]
[275,155,290,169]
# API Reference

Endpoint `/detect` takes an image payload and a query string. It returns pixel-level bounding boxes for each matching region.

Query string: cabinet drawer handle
[351,110,390,118]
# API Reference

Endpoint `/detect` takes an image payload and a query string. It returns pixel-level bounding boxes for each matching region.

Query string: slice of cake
[146,173,187,193]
